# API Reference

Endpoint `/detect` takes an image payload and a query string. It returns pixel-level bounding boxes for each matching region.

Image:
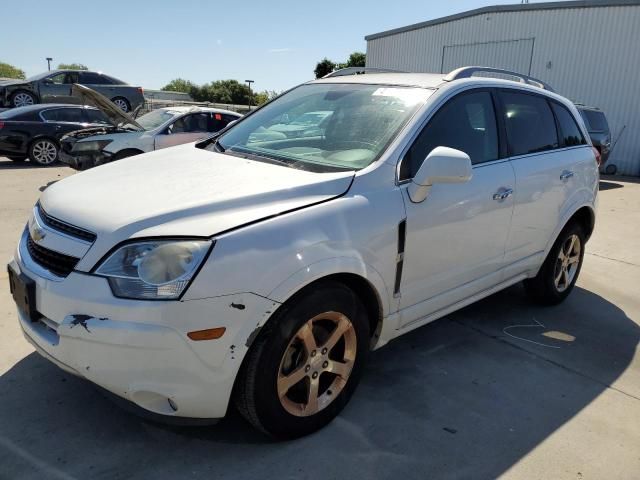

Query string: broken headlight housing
[95,240,213,300]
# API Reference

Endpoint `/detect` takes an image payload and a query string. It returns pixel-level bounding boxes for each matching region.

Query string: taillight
[137,87,144,94]
[592,146,601,166]
[0,121,4,130]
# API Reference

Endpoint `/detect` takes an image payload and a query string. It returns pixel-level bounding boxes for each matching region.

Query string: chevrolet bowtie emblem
[30,218,46,242]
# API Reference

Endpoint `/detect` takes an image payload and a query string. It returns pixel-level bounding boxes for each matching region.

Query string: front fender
[267,255,391,319]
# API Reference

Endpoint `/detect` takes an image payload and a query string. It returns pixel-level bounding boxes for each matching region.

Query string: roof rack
[443,66,555,92]
[322,67,406,78]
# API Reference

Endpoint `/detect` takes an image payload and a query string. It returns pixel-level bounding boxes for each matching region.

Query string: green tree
[0,61,26,79]
[314,58,335,79]
[161,78,200,99]
[57,63,89,70]
[345,51,366,68]
[253,90,279,105]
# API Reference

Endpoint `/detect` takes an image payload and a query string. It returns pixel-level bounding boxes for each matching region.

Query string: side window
[79,72,111,85]
[41,108,82,123]
[46,73,67,84]
[210,113,239,132]
[500,91,558,156]
[84,108,111,125]
[551,103,587,147]
[170,114,210,134]
[401,91,498,179]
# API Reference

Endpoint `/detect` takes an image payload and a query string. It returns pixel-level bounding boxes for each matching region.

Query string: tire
[234,281,370,439]
[111,97,131,112]
[10,90,37,108]
[28,138,59,166]
[113,149,142,161]
[8,156,27,162]
[523,222,585,305]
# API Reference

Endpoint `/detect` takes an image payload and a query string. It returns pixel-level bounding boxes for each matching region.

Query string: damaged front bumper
[9,255,279,420]
[58,149,113,171]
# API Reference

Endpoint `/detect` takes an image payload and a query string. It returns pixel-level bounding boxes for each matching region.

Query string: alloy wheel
[31,140,58,165]
[13,92,35,108]
[113,98,129,112]
[277,311,356,417]
[554,234,581,292]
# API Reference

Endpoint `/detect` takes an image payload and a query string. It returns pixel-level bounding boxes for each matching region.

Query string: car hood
[71,84,143,131]
[40,144,354,261]
[0,78,26,87]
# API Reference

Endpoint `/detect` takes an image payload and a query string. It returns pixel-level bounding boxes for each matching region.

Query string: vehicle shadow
[0,159,61,170]
[599,180,624,191]
[0,285,637,479]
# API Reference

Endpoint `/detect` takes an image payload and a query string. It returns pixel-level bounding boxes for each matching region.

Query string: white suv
[8,67,598,439]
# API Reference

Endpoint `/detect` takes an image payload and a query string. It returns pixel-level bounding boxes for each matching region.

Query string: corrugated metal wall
[366,5,640,175]
[441,38,535,74]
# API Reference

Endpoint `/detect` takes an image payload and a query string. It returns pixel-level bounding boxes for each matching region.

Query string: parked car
[575,104,611,168]
[0,70,144,112]
[9,67,598,439]
[58,85,242,170]
[0,104,110,165]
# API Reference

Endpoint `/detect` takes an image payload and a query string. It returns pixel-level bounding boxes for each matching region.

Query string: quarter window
[401,90,498,179]
[551,103,586,147]
[500,91,558,156]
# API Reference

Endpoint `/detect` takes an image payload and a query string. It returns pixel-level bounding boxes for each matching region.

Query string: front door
[397,89,515,327]
[39,72,77,103]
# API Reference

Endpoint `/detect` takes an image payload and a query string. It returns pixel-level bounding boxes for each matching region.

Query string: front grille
[27,236,80,277]
[38,204,96,242]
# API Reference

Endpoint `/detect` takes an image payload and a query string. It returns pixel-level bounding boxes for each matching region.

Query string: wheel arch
[9,88,40,104]
[113,148,144,160]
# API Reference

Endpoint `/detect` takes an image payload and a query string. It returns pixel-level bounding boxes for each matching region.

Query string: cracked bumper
[9,256,279,419]
[58,150,112,171]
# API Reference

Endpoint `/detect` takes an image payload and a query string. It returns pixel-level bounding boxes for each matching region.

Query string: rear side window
[500,91,558,156]
[41,108,83,123]
[551,103,586,147]
[580,110,609,132]
[210,113,239,132]
[401,90,499,179]
[84,109,111,125]
[79,72,114,85]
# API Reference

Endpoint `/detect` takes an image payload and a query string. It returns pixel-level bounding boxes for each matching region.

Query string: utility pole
[46,57,53,71]
[245,79,254,111]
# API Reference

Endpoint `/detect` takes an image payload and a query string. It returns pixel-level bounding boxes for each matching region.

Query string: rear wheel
[28,139,58,166]
[524,222,585,305]
[234,282,369,439]
[111,97,130,112]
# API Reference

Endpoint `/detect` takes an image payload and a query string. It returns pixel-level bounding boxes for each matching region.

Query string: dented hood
[71,84,143,130]
[40,144,354,262]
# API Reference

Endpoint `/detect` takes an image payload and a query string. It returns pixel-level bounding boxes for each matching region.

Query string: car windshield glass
[581,110,609,132]
[135,110,176,130]
[211,83,432,172]
[26,71,54,81]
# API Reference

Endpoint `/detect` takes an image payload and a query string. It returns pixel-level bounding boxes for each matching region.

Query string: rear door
[499,90,591,277]
[398,89,516,327]
[154,113,212,149]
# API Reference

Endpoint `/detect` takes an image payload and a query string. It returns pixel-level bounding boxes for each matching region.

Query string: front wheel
[524,222,585,305]
[10,91,37,108]
[234,282,370,439]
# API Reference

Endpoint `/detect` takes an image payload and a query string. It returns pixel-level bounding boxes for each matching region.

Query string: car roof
[158,106,241,116]
[311,73,445,89]
[1,104,98,114]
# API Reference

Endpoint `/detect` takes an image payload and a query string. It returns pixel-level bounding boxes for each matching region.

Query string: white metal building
[365,0,640,175]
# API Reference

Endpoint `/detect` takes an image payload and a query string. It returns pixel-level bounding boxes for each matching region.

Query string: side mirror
[408,146,472,203]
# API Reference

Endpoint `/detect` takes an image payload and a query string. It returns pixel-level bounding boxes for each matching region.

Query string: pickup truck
[0,70,144,113]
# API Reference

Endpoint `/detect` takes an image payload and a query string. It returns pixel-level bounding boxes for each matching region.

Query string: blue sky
[4,0,529,92]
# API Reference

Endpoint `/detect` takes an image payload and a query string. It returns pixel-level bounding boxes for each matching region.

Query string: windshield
[212,83,432,172]
[135,109,177,130]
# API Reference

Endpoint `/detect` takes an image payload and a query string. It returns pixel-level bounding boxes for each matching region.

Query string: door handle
[560,170,574,181]
[493,188,513,201]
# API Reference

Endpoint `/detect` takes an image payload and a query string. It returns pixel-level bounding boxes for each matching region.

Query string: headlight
[72,139,113,152]
[95,240,212,299]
